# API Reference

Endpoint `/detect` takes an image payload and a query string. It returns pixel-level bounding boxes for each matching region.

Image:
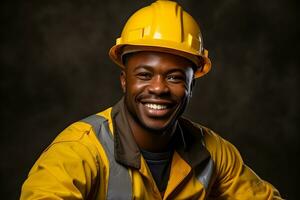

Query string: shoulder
[179,117,234,152]
[201,126,242,163]
[179,117,243,174]
[181,117,240,153]
[52,107,113,144]
[37,107,113,168]
[181,118,249,189]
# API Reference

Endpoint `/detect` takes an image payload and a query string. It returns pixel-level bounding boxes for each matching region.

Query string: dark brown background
[1,0,299,199]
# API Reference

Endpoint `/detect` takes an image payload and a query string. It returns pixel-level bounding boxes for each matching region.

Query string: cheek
[127,79,147,94]
[170,84,189,99]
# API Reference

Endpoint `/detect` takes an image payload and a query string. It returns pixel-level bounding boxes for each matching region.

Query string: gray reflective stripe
[196,158,214,190]
[81,115,132,200]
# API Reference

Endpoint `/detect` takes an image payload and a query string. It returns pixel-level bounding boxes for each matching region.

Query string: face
[121,51,195,132]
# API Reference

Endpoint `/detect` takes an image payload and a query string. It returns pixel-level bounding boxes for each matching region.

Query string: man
[21,0,282,199]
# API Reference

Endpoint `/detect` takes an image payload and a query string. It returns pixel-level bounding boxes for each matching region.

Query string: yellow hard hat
[109,0,211,78]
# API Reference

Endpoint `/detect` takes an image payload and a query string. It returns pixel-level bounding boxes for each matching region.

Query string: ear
[120,71,126,93]
[189,79,195,98]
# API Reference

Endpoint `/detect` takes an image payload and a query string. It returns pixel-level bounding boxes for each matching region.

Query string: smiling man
[121,51,195,151]
[21,0,282,199]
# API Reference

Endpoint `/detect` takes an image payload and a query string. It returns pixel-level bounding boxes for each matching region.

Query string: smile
[144,103,167,110]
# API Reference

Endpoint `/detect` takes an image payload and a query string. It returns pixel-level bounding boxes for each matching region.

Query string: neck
[126,110,177,153]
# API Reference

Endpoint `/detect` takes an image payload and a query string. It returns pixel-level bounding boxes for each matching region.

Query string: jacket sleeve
[204,130,283,200]
[20,140,99,200]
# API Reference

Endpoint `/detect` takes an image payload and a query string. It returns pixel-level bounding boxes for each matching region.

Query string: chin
[139,116,176,133]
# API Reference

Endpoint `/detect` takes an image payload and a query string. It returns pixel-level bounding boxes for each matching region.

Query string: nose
[148,75,170,95]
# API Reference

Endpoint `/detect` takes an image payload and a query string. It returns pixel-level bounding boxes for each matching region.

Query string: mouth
[139,99,175,118]
[144,103,168,110]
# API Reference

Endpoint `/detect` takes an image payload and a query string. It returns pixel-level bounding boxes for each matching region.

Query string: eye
[136,72,152,80]
[167,74,185,83]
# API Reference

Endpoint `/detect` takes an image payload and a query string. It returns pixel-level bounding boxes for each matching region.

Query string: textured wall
[1,0,298,199]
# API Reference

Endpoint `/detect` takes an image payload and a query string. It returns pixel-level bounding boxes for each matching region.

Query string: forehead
[124,51,195,72]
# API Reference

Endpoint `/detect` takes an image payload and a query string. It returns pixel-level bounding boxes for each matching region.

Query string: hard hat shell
[109,0,211,78]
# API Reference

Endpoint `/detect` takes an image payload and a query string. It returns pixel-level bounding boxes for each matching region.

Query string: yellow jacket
[20,99,282,199]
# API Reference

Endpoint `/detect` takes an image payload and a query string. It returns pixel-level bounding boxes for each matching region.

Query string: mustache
[136,93,174,101]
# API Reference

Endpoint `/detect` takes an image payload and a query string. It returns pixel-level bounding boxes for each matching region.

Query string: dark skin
[120,51,195,152]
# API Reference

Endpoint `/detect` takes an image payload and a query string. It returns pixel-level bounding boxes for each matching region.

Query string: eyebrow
[167,68,188,74]
[133,65,192,74]
[132,65,154,73]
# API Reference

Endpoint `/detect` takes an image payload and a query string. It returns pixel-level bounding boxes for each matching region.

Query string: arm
[204,130,283,199]
[20,140,99,200]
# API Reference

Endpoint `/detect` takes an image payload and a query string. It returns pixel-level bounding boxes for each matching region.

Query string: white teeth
[145,103,167,110]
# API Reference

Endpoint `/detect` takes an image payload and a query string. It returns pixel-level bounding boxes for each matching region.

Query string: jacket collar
[111,98,211,169]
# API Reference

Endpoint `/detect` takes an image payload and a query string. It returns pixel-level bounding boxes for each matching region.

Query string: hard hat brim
[109,44,211,78]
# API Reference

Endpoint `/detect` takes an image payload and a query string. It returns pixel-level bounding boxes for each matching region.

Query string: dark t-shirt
[140,149,173,192]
